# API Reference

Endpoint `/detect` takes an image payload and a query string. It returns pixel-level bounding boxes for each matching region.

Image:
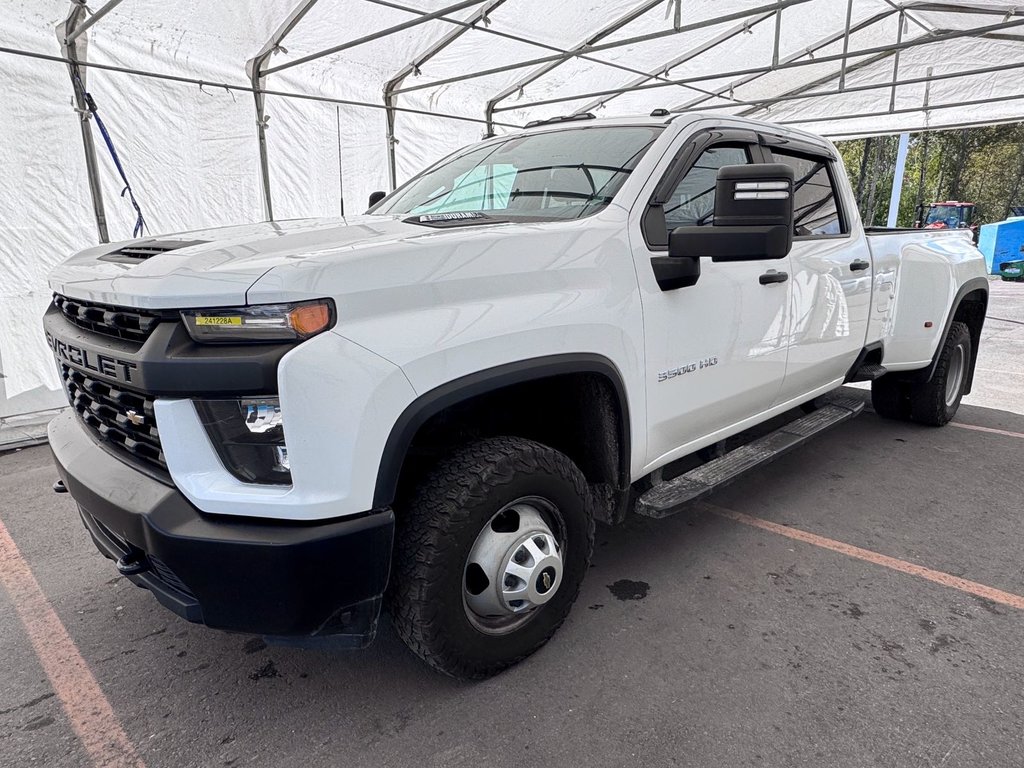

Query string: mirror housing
[669,163,795,263]
[368,190,386,207]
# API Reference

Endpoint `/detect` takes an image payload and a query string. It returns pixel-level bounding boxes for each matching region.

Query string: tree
[836,122,1024,227]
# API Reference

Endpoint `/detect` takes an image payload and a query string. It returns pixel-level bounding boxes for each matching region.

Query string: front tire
[390,437,594,679]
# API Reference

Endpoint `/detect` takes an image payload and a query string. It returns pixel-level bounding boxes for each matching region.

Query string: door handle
[850,259,871,271]
[759,270,789,285]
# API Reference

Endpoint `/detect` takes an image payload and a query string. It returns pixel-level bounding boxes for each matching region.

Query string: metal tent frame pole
[570,10,779,117]
[262,0,489,77]
[887,132,911,227]
[393,0,818,98]
[383,0,507,191]
[246,0,322,222]
[483,0,664,134]
[488,13,1024,116]
[372,0,690,89]
[57,0,110,244]
[672,8,899,113]
[0,46,524,130]
[64,0,126,43]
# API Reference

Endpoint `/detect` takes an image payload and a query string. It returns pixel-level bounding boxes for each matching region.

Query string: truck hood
[48,215,481,309]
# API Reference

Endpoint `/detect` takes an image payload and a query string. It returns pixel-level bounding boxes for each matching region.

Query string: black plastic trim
[372,354,631,508]
[757,139,851,237]
[643,129,759,250]
[50,411,393,639]
[844,341,883,383]
[44,302,290,396]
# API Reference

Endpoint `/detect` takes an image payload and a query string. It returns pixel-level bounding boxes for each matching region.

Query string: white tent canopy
[2,0,1023,419]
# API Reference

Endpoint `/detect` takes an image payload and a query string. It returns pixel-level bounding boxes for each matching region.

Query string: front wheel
[389,437,594,679]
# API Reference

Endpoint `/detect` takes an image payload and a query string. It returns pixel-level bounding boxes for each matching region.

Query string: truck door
[761,143,872,401]
[630,129,790,470]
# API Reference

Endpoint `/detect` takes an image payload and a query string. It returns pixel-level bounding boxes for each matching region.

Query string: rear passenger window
[664,145,751,231]
[768,149,846,236]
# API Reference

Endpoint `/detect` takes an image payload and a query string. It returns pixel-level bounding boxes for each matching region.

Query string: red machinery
[915,201,977,234]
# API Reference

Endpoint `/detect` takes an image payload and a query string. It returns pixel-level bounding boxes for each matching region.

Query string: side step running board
[635,395,864,519]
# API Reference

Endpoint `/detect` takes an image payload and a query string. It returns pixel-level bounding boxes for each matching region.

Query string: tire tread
[389,436,593,679]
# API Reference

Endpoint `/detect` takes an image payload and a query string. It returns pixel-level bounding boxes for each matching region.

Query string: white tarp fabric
[2,0,1023,417]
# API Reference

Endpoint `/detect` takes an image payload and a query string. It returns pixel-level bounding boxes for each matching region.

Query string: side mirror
[368,190,386,207]
[670,164,795,263]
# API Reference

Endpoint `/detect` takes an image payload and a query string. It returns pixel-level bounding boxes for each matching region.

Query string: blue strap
[75,72,147,238]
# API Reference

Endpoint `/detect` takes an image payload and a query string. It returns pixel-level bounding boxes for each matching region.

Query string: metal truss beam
[371,0,710,134]
[569,10,778,117]
[490,12,1024,116]
[392,0,818,97]
[776,90,1024,129]
[671,8,897,112]
[483,0,663,133]
[382,0,507,189]
[262,0,488,76]
[711,60,1024,116]
[64,0,126,44]
[0,45,524,128]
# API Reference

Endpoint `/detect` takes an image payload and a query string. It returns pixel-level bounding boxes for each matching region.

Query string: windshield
[925,205,962,227]
[376,126,663,221]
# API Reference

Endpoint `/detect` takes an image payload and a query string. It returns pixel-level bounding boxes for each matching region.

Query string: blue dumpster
[978,217,1024,275]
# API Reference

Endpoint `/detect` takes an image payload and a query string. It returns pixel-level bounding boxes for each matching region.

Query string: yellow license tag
[195,316,242,326]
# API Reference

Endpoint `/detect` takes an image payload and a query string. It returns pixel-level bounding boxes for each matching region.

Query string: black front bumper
[49,410,394,645]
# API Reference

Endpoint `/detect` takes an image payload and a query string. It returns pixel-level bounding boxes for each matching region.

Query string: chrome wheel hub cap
[464,498,564,635]
[945,342,966,408]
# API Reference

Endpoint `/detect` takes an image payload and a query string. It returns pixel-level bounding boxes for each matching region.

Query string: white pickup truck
[45,112,988,679]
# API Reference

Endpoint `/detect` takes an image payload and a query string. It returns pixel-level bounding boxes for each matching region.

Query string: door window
[664,145,751,231]
[767,149,846,236]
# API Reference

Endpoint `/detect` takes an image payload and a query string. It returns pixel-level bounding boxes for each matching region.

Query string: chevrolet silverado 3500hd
[45,112,988,679]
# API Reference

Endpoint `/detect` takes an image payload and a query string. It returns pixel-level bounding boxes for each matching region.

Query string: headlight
[181,300,334,343]
[195,398,291,485]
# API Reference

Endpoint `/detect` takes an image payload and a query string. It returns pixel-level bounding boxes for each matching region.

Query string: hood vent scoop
[99,239,208,264]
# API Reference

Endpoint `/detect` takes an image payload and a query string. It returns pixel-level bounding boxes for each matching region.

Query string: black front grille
[53,294,172,343]
[60,364,166,472]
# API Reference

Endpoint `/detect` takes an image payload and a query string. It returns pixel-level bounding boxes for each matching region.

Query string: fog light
[273,445,290,473]
[195,398,291,485]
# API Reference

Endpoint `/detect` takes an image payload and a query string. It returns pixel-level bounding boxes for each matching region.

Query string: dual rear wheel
[871,321,972,426]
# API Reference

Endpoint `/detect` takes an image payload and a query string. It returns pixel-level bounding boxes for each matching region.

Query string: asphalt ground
[2,279,1023,768]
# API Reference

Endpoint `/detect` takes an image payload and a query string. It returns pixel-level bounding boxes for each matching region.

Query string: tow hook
[116,550,150,576]
[52,480,68,493]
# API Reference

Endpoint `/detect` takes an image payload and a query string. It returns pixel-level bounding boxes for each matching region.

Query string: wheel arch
[372,354,631,515]
[917,278,988,393]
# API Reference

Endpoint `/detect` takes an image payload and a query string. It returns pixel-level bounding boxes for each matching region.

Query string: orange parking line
[705,503,1024,611]
[950,422,1024,440]
[0,518,145,768]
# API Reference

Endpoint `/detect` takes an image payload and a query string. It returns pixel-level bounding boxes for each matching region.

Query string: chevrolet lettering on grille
[45,330,139,384]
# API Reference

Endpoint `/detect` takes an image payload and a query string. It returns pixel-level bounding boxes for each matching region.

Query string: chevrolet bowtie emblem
[125,409,145,426]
